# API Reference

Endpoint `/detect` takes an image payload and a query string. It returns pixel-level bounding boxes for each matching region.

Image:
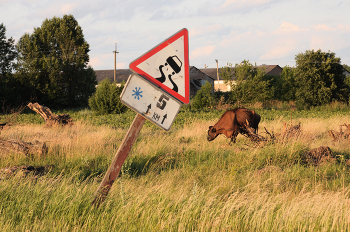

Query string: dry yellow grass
[0,121,127,159]
[1,115,350,160]
[2,113,350,231]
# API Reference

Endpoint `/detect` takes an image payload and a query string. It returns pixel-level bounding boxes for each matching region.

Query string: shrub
[192,82,215,109]
[88,78,127,115]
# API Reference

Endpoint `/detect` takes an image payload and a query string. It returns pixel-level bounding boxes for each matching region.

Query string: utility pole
[215,59,219,91]
[113,43,119,82]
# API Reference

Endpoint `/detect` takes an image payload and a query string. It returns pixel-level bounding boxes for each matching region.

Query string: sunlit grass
[1,108,350,231]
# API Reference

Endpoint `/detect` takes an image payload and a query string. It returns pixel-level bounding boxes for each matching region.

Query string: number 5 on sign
[120,73,182,131]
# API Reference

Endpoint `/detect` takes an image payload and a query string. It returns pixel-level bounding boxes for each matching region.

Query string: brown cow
[207,108,261,143]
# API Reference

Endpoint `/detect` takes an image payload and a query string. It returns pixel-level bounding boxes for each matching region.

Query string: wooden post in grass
[92,28,189,206]
[92,113,146,206]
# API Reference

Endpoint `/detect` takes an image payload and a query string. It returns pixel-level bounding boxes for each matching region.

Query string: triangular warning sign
[129,28,189,104]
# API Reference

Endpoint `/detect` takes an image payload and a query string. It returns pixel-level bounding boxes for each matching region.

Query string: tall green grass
[1,107,350,231]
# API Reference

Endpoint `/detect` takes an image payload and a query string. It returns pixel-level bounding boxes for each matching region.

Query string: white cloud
[313,24,336,31]
[337,24,350,31]
[273,22,309,34]
[259,42,296,61]
[209,0,282,15]
[190,24,224,38]
[89,53,126,69]
[222,0,275,8]
[190,45,216,60]
[61,3,77,14]
[220,31,253,47]
[1,0,350,70]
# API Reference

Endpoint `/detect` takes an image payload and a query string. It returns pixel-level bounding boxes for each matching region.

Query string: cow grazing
[207,108,261,143]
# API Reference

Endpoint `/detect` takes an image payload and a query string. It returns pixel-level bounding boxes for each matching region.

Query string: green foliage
[0,73,23,113]
[88,78,127,115]
[15,15,97,108]
[0,23,17,75]
[191,81,214,109]
[273,66,297,101]
[0,23,20,112]
[343,64,350,73]
[222,60,273,106]
[294,49,348,109]
[220,63,235,86]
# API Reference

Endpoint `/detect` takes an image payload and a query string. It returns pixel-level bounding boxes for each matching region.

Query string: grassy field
[1,106,350,231]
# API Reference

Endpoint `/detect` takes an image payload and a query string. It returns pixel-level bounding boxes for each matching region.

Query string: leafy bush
[191,81,215,109]
[221,60,273,107]
[88,78,127,115]
[294,49,348,109]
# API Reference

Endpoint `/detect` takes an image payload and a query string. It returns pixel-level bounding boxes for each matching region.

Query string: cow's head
[207,126,220,141]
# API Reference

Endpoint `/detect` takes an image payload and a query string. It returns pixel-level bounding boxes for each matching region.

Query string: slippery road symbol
[156,55,182,93]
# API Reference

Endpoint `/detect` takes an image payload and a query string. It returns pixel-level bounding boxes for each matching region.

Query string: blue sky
[1,0,350,70]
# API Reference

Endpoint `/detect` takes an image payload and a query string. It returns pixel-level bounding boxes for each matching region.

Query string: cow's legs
[229,131,238,144]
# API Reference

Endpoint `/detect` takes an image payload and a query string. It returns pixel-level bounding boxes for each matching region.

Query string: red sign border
[129,28,189,104]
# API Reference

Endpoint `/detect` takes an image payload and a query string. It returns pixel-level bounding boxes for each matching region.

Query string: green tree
[0,23,17,75]
[294,49,347,108]
[16,15,96,107]
[0,23,20,112]
[88,78,127,115]
[221,60,273,106]
[274,66,297,101]
[343,64,350,93]
[192,81,214,109]
[344,64,350,73]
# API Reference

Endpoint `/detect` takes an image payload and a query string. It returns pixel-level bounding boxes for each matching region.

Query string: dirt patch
[301,146,336,166]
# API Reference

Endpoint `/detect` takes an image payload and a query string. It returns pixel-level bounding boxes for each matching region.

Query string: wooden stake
[92,113,146,206]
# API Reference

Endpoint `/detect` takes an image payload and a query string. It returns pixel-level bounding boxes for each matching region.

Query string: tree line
[0,15,97,113]
[2,14,350,114]
[191,50,350,110]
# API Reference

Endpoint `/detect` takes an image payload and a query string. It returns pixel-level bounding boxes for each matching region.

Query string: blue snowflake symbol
[132,87,143,100]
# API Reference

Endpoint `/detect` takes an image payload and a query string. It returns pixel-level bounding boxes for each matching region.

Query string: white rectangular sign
[120,73,182,131]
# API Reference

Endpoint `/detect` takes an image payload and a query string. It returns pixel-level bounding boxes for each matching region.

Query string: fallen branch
[264,127,275,140]
[242,120,267,143]
[281,122,301,140]
[328,123,350,142]
[27,102,73,126]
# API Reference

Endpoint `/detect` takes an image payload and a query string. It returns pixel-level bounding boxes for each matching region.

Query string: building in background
[94,64,283,94]
[200,65,283,92]
[95,66,215,97]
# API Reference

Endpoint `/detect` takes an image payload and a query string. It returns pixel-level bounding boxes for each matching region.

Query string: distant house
[200,65,283,92]
[189,66,215,96]
[200,68,226,91]
[94,66,215,97]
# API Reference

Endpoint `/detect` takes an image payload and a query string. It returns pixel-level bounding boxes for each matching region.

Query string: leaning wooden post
[92,113,146,206]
